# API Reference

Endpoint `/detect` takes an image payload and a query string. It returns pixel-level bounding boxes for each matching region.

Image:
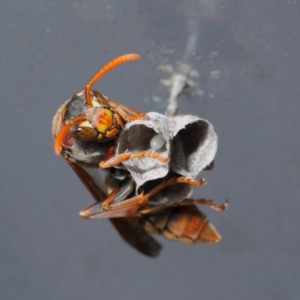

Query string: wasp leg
[109,177,206,211]
[83,177,207,219]
[177,198,228,211]
[80,176,137,217]
[99,151,169,169]
[80,203,141,219]
[139,198,228,215]
[143,177,206,200]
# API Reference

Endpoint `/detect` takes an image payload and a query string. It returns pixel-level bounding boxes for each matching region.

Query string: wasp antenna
[54,115,87,155]
[85,53,141,107]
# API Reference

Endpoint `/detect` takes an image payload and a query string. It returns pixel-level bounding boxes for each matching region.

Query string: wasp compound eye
[92,91,110,108]
[70,126,98,140]
[53,115,87,155]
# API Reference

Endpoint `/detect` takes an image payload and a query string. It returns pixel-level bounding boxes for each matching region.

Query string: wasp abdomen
[143,205,221,244]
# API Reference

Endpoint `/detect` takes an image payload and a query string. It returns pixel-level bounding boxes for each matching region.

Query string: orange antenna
[84,53,141,107]
[54,115,87,155]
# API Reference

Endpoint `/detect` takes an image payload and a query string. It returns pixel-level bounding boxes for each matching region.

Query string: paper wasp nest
[116,112,218,203]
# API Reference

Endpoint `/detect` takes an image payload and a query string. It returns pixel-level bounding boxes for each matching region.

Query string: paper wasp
[65,159,226,257]
[52,54,227,257]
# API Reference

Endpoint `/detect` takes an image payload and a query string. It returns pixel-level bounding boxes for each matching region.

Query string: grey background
[1,1,299,299]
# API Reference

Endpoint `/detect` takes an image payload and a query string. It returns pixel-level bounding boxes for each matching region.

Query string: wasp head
[53,54,141,155]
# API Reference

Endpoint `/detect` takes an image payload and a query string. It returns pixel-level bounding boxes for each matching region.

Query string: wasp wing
[110,218,161,257]
[63,154,162,257]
